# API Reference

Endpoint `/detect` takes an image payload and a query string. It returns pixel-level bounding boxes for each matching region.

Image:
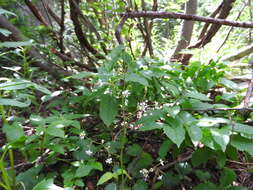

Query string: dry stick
[249,0,253,43]
[243,67,253,108]
[217,3,247,53]
[118,11,253,28]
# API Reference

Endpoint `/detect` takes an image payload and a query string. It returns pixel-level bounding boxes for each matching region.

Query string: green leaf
[0,41,32,48]
[68,71,95,79]
[127,144,143,156]
[105,183,117,190]
[3,122,25,142]
[46,125,65,138]
[210,126,230,152]
[0,8,16,16]
[233,123,253,135]
[193,182,220,190]
[231,135,253,155]
[97,172,114,185]
[195,170,211,181]
[133,180,148,190]
[196,117,229,127]
[99,94,118,126]
[33,84,51,95]
[184,91,211,101]
[191,148,213,167]
[158,139,172,159]
[88,161,103,171]
[0,81,32,90]
[220,168,236,187]
[16,166,42,190]
[32,179,64,190]
[220,78,238,90]
[163,118,185,147]
[75,165,93,177]
[186,125,202,145]
[0,28,11,37]
[126,73,149,86]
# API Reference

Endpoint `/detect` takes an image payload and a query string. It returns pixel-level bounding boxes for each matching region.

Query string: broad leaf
[233,123,253,135]
[210,126,230,152]
[100,94,118,126]
[220,168,236,187]
[46,125,65,138]
[163,118,185,147]
[231,135,253,155]
[3,122,25,142]
[97,172,114,185]
[184,91,211,101]
[126,73,149,86]
[32,179,64,190]
[186,125,202,145]
[191,148,213,167]
[0,28,11,37]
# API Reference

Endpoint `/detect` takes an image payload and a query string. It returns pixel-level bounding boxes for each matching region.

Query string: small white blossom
[105,158,113,164]
[159,159,165,166]
[122,90,130,97]
[157,175,163,180]
[149,168,154,172]
[79,131,86,139]
[85,149,93,156]
[139,168,149,178]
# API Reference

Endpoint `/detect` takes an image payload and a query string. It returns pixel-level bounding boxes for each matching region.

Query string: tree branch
[119,11,253,28]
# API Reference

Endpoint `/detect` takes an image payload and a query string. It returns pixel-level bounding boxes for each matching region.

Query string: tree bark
[222,44,253,61]
[171,0,197,61]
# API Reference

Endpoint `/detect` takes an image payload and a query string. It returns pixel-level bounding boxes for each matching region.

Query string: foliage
[0,1,253,190]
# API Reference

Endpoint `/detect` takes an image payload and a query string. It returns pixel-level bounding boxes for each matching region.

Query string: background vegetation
[1,0,253,189]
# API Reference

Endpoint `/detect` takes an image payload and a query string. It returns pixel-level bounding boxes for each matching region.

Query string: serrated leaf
[126,73,149,86]
[97,172,114,185]
[32,179,64,190]
[210,126,230,152]
[185,91,211,101]
[163,118,185,147]
[33,84,51,95]
[99,94,118,126]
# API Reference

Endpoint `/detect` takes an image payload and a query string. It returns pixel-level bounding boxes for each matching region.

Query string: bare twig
[115,15,128,44]
[119,11,253,28]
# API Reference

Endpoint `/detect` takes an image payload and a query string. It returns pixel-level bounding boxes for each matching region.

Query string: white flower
[157,175,163,180]
[79,131,86,139]
[159,159,165,166]
[139,168,149,178]
[85,149,93,156]
[105,158,112,164]
[122,90,130,97]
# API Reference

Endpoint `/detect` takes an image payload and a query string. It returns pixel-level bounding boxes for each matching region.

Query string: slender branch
[119,11,253,28]
[59,0,65,53]
[115,15,128,44]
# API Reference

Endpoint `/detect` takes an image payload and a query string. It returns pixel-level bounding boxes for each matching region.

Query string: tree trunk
[170,0,197,61]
